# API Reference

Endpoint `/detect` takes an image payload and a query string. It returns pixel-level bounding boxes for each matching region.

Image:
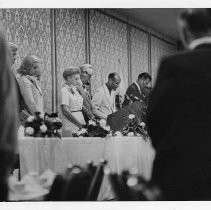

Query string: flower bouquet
[24,112,62,138]
[72,118,111,138]
[113,114,148,140]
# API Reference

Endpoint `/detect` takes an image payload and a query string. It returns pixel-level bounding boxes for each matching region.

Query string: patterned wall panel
[131,27,149,83]
[90,10,128,96]
[55,9,86,108]
[151,35,176,85]
[0,9,52,113]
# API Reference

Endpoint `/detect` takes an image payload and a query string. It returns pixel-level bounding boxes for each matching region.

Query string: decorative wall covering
[0,9,52,113]
[90,10,128,96]
[131,27,149,83]
[55,9,86,109]
[0,8,177,114]
[151,35,176,85]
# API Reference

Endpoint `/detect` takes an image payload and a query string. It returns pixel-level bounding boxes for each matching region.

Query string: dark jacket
[122,83,145,107]
[147,43,211,200]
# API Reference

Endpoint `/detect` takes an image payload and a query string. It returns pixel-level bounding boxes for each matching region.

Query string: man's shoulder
[160,51,184,66]
[127,83,137,91]
[130,83,137,89]
[17,75,33,86]
[61,86,68,93]
[160,50,205,67]
[92,85,105,98]
[95,85,105,92]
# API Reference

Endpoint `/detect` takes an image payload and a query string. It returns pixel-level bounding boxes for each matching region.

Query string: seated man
[92,73,121,120]
[122,72,151,107]
[77,63,94,123]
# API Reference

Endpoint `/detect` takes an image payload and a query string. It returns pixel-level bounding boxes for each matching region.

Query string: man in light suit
[78,63,94,123]
[147,9,211,200]
[92,72,121,120]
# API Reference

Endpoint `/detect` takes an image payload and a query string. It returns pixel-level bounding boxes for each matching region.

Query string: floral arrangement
[24,112,62,138]
[113,114,148,139]
[72,118,111,138]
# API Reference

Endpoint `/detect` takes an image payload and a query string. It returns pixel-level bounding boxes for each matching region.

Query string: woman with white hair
[61,68,86,136]
[16,55,44,117]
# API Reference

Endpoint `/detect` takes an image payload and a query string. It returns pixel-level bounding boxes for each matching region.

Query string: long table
[18,137,155,200]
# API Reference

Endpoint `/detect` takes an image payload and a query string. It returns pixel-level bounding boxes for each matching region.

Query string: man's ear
[182,28,190,48]
[180,23,193,49]
[178,20,190,49]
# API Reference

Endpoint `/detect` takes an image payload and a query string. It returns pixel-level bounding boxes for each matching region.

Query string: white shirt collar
[189,36,211,50]
[104,84,115,94]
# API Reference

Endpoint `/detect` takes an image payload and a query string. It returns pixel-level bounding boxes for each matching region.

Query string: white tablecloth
[18,137,155,200]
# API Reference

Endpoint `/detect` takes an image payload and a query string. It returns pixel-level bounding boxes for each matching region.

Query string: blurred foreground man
[0,31,18,201]
[147,9,211,200]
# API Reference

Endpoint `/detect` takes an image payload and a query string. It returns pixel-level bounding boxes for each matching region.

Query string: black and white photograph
[1,1,211,209]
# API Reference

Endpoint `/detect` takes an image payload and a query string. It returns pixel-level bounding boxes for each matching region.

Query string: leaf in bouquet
[84,133,90,137]
[128,127,134,133]
[88,131,95,137]
[25,122,33,127]
[122,125,129,132]
[51,122,62,130]
[49,113,58,118]
[34,112,42,120]
[33,118,43,126]
[53,131,62,139]
[72,133,79,137]
[33,122,41,131]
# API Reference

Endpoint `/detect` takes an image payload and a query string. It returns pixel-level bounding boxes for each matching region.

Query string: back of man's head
[108,72,120,81]
[179,9,211,46]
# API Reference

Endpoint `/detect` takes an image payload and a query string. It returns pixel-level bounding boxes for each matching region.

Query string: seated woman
[61,68,86,136]
[16,55,44,117]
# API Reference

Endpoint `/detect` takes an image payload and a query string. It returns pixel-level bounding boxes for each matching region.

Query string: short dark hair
[108,72,118,80]
[179,9,211,36]
[138,72,151,81]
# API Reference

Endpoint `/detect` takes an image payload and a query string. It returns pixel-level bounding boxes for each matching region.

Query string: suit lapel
[133,83,142,98]
[134,83,146,101]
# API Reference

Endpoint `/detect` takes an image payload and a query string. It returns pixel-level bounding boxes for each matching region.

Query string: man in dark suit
[78,63,94,123]
[122,72,151,107]
[147,9,211,200]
